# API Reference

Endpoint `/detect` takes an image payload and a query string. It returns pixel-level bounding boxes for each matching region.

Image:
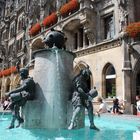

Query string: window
[5,78,11,93]
[102,64,116,98]
[74,33,78,50]
[17,38,23,52]
[10,23,15,38]
[134,0,140,21]
[8,44,13,56]
[73,27,84,50]
[49,2,56,14]
[104,15,114,40]
[79,28,83,48]
[18,17,22,31]
[136,72,140,96]
[2,31,6,40]
[85,34,89,47]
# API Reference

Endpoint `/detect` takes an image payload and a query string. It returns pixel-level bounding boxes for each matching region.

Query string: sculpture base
[22,100,85,129]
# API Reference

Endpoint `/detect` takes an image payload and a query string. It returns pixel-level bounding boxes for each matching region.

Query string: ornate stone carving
[28,0,41,24]
[83,24,95,45]
[100,0,113,9]
[118,0,128,32]
[80,8,96,45]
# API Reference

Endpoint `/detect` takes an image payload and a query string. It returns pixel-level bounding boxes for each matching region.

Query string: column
[122,37,132,114]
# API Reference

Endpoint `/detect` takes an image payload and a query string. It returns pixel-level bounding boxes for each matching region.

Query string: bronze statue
[43,29,66,49]
[5,68,35,129]
[68,67,99,130]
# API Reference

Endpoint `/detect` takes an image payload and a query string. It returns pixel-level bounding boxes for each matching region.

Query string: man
[96,97,108,117]
[5,68,35,129]
[68,67,99,130]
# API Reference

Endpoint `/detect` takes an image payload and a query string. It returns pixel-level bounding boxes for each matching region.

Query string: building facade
[0,0,140,114]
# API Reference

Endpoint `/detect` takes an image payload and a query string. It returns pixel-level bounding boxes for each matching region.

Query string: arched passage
[132,58,140,104]
[5,78,11,93]
[31,37,45,52]
[102,63,116,98]
[0,80,2,101]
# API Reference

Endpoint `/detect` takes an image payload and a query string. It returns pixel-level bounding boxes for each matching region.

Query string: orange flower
[42,12,58,27]
[0,72,2,77]
[29,23,41,36]
[0,66,18,77]
[60,0,79,17]
[10,66,17,73]
[125,22,140,38]
[2,69,11,76]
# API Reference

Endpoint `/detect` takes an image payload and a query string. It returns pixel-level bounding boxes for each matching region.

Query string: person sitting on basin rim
[68,66,99,131]
[5,68,35,129]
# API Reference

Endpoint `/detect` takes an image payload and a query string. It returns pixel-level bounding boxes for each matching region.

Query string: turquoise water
[0,114,139,140]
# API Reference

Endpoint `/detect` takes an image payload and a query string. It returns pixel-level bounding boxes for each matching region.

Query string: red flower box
[10,66,17,73]
[0,72,2,77]
[29,23,41,36]
[42,12,58,27]
[60,0,79,17]
[2,69,11,76]
[0,66,18,77]
[125,22,140,38]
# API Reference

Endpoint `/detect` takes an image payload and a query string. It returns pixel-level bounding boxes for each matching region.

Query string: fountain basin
[0,114,139,140]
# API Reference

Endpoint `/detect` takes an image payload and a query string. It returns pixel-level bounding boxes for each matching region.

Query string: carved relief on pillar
[79,0,91,9]
[122,37,132,71]
[83,24,95,45]
[80,9,96,45]
[28,0,41,24]
[117,0,128,32]
[0,41,7,64]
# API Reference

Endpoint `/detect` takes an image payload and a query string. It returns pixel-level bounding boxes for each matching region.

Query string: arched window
[8,44,13,56]
[5,78,11,93]
[134,0,140,21]
[102,63,116,98]
[17,38,23,52]
[136,71,140,96]
[0,80,2,101]
[18,17,22,31]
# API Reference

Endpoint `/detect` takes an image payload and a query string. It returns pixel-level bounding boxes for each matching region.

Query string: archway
[31,37,45,52]
[131,58,140,114]
[102,63,116,98]
[132,58,140,104]
[0,80,2,101]
[5,78,11,93]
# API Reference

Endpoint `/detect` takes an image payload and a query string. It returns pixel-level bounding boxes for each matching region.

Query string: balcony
[29,0,93,38]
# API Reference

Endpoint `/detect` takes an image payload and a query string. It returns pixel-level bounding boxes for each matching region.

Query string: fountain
[22,30,85,129]
[0,30,139,140]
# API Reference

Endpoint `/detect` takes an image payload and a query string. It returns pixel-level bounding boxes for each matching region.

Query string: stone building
[0,0,140,114]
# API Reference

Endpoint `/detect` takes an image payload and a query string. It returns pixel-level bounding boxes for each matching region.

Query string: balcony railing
[29,0,80,37]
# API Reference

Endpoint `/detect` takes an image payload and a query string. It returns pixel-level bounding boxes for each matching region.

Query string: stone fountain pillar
[22,48,84,129]
[22,30,85,129]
